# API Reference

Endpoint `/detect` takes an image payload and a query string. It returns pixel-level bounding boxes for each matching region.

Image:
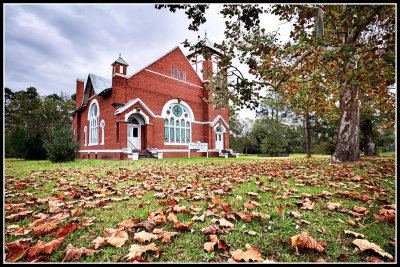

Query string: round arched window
[164,103,192,144]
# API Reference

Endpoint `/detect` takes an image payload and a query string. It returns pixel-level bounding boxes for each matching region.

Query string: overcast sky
[4,4,292,119]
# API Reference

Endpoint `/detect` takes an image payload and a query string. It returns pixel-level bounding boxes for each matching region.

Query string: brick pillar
[76,79,84,109]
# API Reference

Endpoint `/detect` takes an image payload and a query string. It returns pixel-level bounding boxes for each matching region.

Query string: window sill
[164,143,190,146]
[88,143,99,146]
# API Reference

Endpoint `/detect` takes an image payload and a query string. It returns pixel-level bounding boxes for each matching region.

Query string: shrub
[314,141,335,155]
[44,127,80,162]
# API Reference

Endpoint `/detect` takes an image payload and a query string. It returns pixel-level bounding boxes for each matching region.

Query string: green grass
[4,154,396,263]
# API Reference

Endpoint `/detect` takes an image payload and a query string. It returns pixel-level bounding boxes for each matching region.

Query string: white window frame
[88,99,100,146]
[171,66,175,77]
[177,69,180,80]
[100,120,105,145]
[183,70,186,81]
[162,102,193,146]
[119,65,123,73]
[84,126,87,146]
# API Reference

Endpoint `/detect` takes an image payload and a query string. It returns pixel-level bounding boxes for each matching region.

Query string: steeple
[187,33,223,81]
[111,53,129,76]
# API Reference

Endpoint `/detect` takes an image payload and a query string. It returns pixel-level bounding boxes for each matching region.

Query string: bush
[314,141,335,155]
[44,128,80,162]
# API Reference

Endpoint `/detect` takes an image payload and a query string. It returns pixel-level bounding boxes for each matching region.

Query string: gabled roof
[75,73,112,111]
[127,46,203,83]
[88,73,112,93]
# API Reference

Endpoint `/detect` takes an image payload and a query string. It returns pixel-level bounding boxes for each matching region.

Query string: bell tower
[111,53,129,76]
[187,33,223,82]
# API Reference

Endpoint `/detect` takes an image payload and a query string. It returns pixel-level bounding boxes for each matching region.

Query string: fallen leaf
[5,238,33,262]
[123,243,160,262]
[62,244,100,262]
[219,218,235,228]
[230,244,264,262]
[92,237,106,249]
[352,239,393,260]
[344,230,364,238]
[106,229,128,247]
[27,237,65,259]
[289,232,324,253]
[291,210,303,218]
[366,256,384,263]
[133,231,159,243]
[326,202,341,211]
[204,235,219,252]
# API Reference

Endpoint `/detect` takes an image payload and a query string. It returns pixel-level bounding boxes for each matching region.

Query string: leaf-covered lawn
[4,156,396,263]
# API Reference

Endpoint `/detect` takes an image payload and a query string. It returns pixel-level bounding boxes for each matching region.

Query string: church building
[71,38,236,160]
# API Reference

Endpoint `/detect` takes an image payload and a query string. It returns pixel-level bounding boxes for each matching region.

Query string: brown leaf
[244,230,257,236]
[27,237,65,259]
[219,218,235,228]
[343,230,364,238]
[352,239,393,260]
[92,237,106,249]
[107,229,129,247]
[366,256,384,263]
[326,202,341,211]
[230,244,264,262]
[235,211,252,222]
[289,232,324,253]
[244,200,260,210]
[291,210,303,218]
[29,218,59,236]
[123,243,160,262]
[191,214,205,222]
[62,244,100,262]
[5,238,33,262]
[56,222,78,238]
[204,235,219,252]
[117,219,135,230]
[154,230,178,244]
[133,231,159,243]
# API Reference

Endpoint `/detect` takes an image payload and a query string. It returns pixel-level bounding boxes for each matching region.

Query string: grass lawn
[4,154,396,263]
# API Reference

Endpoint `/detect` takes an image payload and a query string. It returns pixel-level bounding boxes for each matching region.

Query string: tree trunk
[330,84,361,163]
[305,112,311,158]
[362,118,378,156]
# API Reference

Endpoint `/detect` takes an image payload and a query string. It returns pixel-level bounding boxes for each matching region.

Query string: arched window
[164,103,192,144]
[89,102,99,145]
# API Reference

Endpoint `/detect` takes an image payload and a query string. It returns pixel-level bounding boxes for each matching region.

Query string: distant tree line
[4,87,80,162]
[229,92,394,157]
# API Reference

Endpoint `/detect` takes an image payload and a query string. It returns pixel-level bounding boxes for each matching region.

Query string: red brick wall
[74,46,230,159]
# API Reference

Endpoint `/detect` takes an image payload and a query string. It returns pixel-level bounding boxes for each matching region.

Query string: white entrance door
[215,132,223,150]
[127,124,141,150]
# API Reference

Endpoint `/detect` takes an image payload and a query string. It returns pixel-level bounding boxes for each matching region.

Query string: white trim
[144,69,203,88]
[127,46,180,78]
[125,109,150,125]
[210,115,229,129]
[88,99,100,119]
[192,121,210,125]
[164,143,190,146]
[157,149,191,152]
[100,120,105,145]
[126,46,204,84]
[80,149,124,153]
[114,98,156,118]
[161,99,195,121]
[83,126,87,146]
[112,72,126,78]
[213,123,226,133]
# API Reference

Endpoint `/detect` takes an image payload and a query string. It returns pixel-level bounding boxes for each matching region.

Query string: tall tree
[157,4,395,162]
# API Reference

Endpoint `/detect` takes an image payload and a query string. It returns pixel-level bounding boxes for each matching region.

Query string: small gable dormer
[111,53,129,76]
